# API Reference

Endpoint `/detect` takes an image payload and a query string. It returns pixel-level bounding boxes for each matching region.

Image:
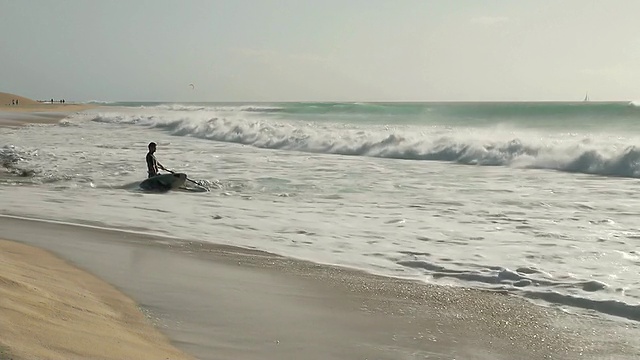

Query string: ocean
[1,101,639,323]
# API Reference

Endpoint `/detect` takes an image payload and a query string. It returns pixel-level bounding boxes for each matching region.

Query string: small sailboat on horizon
[583,92,589,102]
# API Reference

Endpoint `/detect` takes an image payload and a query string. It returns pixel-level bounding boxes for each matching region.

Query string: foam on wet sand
[0,215,637,360]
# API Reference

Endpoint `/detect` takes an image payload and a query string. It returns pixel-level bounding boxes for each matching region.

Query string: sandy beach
[1,92,638,359]
[0,92,95,127]
[0,238,193,360]
[0,215,638,360]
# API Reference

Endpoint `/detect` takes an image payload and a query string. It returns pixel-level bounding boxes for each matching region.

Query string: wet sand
[0,215,637,359]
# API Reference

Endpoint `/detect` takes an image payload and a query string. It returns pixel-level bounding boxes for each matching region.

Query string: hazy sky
[1,0,639,102]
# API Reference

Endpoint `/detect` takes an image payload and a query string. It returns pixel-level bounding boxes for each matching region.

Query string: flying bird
[189,83,195,89]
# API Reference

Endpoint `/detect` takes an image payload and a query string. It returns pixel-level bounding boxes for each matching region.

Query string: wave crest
[88,112,640,178]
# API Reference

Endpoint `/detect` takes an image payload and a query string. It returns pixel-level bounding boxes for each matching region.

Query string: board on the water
[139,173,187,192]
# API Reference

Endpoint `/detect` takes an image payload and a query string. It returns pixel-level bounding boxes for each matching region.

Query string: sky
[1,0,639,102]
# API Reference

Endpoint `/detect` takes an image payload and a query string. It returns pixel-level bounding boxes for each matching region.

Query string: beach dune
[0,92,38,106]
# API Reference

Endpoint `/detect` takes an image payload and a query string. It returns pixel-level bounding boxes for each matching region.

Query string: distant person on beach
[11,100,14,105]
[15,99,18,105]
[146,142,167,178]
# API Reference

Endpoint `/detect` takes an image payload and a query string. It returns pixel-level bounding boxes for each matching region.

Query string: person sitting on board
[146,142,167,178]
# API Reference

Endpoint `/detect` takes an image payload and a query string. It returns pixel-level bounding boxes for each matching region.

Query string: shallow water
[1,103,639,323]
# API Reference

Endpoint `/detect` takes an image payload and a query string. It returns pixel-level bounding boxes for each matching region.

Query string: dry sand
[0,215,638,360]
[0,91,95,127]
[0,239,193,360]
[0,92,39,106]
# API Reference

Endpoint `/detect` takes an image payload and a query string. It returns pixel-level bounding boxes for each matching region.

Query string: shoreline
[0,214,638,359]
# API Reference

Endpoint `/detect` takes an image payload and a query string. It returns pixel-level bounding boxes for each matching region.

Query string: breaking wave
[87,111,640,179]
